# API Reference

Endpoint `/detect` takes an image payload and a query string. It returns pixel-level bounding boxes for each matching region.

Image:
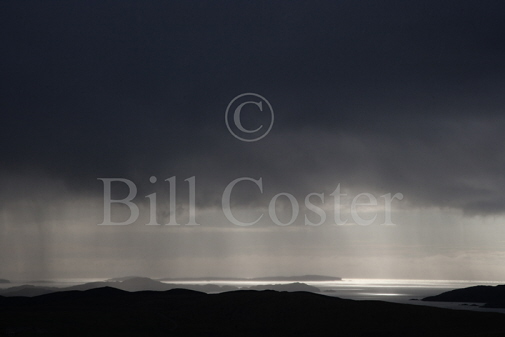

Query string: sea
[1,278,504,314]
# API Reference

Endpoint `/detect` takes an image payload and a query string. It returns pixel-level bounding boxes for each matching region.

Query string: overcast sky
[2,0,505,281]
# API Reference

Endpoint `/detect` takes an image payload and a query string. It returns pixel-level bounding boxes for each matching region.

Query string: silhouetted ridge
[0,277,322,297]
[163,288,207,296]
[83,286,128,296]
[1,289,505,336]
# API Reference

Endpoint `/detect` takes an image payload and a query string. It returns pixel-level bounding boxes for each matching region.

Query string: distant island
[1,287,505,336]
[245,282,320,292]
[423,284,505,308]
[0,277,322,297]
[0,278,10,284]
[158,275,342,282]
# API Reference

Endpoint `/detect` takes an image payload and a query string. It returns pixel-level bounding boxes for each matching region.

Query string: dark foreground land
[1,288,505,337]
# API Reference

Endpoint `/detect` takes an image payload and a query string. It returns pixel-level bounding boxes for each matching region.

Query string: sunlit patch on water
[359,292,406,296]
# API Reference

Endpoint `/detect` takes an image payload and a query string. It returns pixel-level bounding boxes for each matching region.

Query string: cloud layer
[2,0,505,280]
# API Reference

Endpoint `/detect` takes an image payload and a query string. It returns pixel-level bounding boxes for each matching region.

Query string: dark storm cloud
[2,0,505,214]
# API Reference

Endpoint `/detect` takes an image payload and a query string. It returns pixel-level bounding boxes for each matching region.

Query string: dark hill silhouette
[66,277,239,293]
[423,284,505,308]
[1,288,505,336]
[0,277,322,297]
[0,279,9,284]
[158,288,207,297]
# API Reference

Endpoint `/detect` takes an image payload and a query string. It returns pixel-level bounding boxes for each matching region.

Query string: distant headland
[0,276,324,297]
[157,275,342,282]
[423,284,505,308]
